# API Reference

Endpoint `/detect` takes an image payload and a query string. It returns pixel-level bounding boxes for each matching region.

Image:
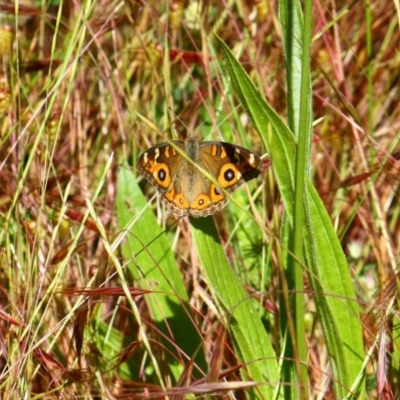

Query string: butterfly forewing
[138,141,185,194]
[199,141,263,191]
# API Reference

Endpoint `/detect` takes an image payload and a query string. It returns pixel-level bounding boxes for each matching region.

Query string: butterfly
[138,137,263,217]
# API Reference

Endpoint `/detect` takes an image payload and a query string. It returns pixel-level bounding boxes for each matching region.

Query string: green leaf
[304,182,366,397]
[215,37,296,222]
[116,166,207,380]
[216,35,366,397]
[191,217,279,399]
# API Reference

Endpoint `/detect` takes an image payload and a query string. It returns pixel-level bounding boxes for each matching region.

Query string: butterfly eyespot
[214,187,221,195]
[158,169,167,181]
[224,169,235,182]
[198,199,204,205]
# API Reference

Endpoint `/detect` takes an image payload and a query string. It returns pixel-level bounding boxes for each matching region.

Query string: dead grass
[0,0,399,398]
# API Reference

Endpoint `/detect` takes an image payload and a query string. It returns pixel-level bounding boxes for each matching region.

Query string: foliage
[0,0,399,398]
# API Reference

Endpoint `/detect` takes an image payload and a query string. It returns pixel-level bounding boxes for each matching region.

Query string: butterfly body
[138,137,262,217]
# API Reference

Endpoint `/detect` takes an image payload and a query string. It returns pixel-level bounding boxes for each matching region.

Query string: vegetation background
[0,0,399,398]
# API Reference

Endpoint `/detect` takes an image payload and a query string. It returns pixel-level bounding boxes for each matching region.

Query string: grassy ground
[0,0,399,398]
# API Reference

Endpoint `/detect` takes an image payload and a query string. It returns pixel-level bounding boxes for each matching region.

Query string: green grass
[0,0,399,398]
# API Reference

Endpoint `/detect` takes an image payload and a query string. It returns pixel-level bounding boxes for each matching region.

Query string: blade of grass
[279,0,305,138]
[279,0,313,396]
